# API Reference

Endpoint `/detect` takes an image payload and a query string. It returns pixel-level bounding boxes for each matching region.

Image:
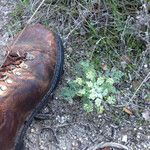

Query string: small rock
[67,47,73,53]
[122,135,128,142]
[142,110,150,121]
[137,133,141,139]
[144,64,148,68]
[30,128,35,133]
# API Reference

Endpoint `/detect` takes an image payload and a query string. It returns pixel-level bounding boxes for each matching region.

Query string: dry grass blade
[127,71,150,106]
[11,0,46,48]
[0,0,46,69]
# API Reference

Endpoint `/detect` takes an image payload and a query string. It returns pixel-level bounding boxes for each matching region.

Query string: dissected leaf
[107,96,116,104]
[106,78,114,85]
[95,98,102,107]
[110,68,124,82]
[77,89,86,96]
[79,60,90,68]
[86,81,93,88]
[61,88,76,100]
[97,105,105,114]
[97,77,105,85]
[60,60,122,113]
[83,102,93,112]
[85,69,96,80]
[74,77,83,85]
[89,88,97,100]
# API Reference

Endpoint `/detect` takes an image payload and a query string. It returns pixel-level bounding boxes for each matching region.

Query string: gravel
[0,1,149,150]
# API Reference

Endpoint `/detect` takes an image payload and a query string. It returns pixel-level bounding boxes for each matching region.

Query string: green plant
[61,61,124,113]
[11,3,23,19]
[21,0,29,5]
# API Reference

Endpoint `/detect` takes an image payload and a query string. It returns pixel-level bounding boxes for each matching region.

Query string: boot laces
[0,50,27,80]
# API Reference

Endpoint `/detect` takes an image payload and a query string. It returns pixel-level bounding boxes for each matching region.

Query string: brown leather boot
[0,24,64,150]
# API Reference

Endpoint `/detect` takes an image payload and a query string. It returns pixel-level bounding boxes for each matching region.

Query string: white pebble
[122,135,128,142]
[144,64,148,68]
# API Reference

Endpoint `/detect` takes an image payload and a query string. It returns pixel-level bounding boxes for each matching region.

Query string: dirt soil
[0,0,150,150]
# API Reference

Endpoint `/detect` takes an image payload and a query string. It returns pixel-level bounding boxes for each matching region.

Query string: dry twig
[127,71,150,106]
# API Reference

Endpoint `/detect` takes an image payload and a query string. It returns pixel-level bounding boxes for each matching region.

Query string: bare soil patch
[0,0,149,150]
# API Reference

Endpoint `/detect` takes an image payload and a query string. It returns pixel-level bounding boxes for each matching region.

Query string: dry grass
[9,0,150,123]
[5,0,150,149]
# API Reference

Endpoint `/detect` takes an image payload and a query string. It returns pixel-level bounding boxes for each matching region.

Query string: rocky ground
[0,0,15,63]
[0,0,150,150]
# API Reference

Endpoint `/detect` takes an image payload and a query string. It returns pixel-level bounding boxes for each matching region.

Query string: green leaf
[102,82,115,94]
[89,90,97,100]
[83,102,93,112]
[74,77,83,85]
[86,81,93,88]
[93,83,103,93]
[106,78,114,85]
[79,60,90,68]
[97,106,105,114]
[110,69,124,82]
[85,69,96,80]
[95,98,102,107]
[61,87,76,99]
[60,60,122,113]
[102,89,109,96]
[77,89,86,96]
[146,94,150,102]
[107,96,116,104]
[97,77,105,85]
[21,0,29,5]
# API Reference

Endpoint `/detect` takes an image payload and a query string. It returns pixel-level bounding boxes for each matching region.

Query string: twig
[86,142,129,150]
[0,0,46,69]
[89,37,105,60]
[64,20,83,41]
[127,71,150,105]
[11,0,46,48]
[40,126,59,144]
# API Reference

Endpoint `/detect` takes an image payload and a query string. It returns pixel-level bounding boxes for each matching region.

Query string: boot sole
[15,33,64,150]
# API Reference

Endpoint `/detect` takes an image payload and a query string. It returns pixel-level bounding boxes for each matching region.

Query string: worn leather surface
[0,24,58,150]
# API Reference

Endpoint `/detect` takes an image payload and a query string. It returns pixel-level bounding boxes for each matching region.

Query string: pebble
[122,135,128,142]
[1,1,148,150]
[30,128,35,133]
[137,133,141,139]
[144,64,148,68]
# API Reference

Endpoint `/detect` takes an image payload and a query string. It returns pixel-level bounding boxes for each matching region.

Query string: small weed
[11,3,23,19]
[61,60,124,113]
[21,0,29,5]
